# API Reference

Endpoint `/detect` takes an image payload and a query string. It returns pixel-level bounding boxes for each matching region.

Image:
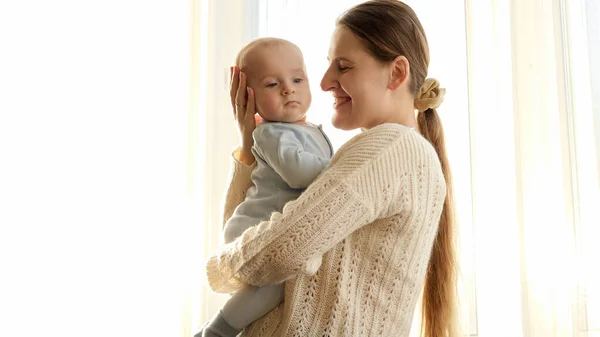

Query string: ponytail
[416,84,459,337]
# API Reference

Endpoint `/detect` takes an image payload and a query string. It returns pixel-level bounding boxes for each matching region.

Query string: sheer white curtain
[588,0,600,182]
[188,0,259,335]
[194,0,600,336]
[467,0,599,335]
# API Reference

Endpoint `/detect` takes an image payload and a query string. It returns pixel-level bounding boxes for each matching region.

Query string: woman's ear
[388,56,410,90]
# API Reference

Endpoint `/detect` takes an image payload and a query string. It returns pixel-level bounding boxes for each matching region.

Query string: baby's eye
[293,78,303,83]
[266,83,277,88]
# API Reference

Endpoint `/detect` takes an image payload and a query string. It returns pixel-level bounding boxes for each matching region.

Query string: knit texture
[206,123,446,336]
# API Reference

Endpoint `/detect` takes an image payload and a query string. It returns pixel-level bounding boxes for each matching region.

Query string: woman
[205,1,458,336]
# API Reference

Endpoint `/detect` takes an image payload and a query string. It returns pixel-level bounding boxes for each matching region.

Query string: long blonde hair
[338,1,459,336]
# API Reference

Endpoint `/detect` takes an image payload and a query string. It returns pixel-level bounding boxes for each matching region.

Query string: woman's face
[320,26,393,130]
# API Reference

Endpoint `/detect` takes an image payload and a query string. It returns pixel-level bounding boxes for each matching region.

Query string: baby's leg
[196,283,284,337]
[221,283,285,329]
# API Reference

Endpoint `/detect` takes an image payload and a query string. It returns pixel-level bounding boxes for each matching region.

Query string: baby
[198,38,333,337]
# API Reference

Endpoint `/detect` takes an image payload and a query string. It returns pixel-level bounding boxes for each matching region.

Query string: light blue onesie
[220,122,333,331]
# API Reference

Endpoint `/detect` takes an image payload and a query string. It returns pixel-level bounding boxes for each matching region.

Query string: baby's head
[236,38,311,123]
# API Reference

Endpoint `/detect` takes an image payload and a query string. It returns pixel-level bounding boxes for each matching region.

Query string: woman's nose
[320,67,337,92]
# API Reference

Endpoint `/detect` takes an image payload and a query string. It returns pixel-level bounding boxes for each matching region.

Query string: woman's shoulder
[333,123,434,161]
[321,123,442,185]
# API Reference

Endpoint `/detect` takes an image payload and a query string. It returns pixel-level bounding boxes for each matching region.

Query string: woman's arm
[220,67,261,226]
[221,149,256,227]
[207,172,371,293]
[206,127,441,293]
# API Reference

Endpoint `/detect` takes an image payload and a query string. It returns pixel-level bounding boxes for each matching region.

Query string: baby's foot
[196,311,241,337]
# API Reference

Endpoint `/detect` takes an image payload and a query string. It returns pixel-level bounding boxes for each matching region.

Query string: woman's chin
[331,114,354,131]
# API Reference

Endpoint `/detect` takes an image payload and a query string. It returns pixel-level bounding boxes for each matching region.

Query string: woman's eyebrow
[326,56,352,63]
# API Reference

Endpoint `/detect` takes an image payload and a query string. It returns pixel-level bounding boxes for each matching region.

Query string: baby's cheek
[256,95,279,119]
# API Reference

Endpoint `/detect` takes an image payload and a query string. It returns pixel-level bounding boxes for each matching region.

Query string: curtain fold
[466,0,599,335]
[190,1,259,334]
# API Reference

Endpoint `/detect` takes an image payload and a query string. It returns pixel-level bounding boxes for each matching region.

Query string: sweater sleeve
[221,148,257,228]
[254,124,330,189]
[206,128,440,293]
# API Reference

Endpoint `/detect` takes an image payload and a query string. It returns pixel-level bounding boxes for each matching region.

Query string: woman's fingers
[245,87,256,122]
[238,87,257,163]
[254,113,263,125]
[228,68,257,165]
[240,87,257,144]
[235,71,247,112]
[229,66,239,109]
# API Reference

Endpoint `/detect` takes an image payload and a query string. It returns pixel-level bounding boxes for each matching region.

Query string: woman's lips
[333,97,351,109]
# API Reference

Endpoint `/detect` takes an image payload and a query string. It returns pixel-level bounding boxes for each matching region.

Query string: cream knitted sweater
[206,123,446,336]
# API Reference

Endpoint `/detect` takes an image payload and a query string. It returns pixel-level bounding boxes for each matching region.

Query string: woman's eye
[293,78,303,83]
[266,83,277,88]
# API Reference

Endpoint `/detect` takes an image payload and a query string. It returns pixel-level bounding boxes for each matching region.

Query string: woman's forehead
[328,26,366,61]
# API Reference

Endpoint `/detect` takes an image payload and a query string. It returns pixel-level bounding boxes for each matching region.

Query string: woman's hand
[230,66,260,165]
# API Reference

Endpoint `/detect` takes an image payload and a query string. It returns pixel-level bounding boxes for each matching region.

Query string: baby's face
[244,44,311,123]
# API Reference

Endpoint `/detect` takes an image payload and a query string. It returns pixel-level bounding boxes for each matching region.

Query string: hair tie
[414,78,445,113]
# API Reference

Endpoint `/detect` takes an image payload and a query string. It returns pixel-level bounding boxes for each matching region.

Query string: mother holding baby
[205,0,458,336]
